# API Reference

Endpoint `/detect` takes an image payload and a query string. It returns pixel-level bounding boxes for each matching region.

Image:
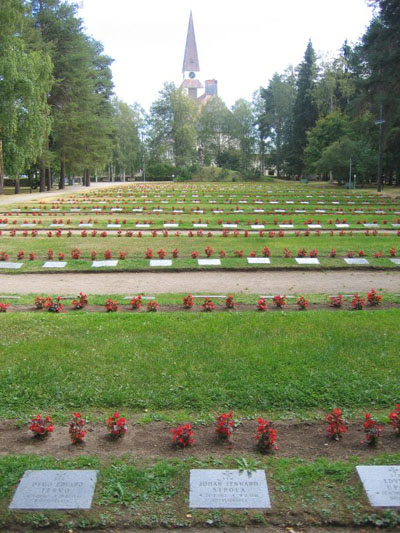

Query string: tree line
[0,0,398,193]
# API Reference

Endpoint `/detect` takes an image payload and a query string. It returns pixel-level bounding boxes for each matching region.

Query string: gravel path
[0,270,399,295]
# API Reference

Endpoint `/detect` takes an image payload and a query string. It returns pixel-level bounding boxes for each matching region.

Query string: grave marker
[42,262,67,269]
[198,259,221,266]
[9,470,98,510]
[295,258,320,265]
[356,466,400,507]
[0,262,23,269]
[149,259,172,267]
[247,257,270,264]
[91,260,118,268]
[344,258,369,265]
[189,469,270,509]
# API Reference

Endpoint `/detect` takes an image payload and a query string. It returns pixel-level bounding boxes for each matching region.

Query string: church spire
[182,11,200,73]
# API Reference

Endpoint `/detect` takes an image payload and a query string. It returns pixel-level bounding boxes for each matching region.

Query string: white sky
[75,0,375,112]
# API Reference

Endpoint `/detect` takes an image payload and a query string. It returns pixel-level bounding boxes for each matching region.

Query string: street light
[375,104,385,193]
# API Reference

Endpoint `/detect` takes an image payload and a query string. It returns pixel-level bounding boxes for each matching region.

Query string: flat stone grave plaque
[107,224,121,228]
[193,223,207,228]
[0,224,7,228]
[194,295,226,298]
[111,208,122,211]
[79,223,93,228]
[279,224,294,229]
[193,210,204,213]
[153,209,163,212]
[344,258,369,265]
[364,223,379,228]
[12,209,21,212]
[295,210,306,213]
[308,224,322,229]
[70,208,81,212]
[91,208,101,212]
[50,208,61,211]
[9,470,98,510]
[149,259,172,267]
[269,201,278,204]
[356,466,400,507]
[234,210,243,213]
[251,225,265,229]
[301,201,309,204]
[247,257,270,264]
[392,224,400,228]
[315,210,326,213]
[91,260,118,268]
[172,210,183,214]
[50,224,64,227]
[254,209,265,213]
[295,258,320,265]
[0,262,22,269]
[213,210,224,214]
[286,201,294,204]
[136,224,150,228]
[21,224,36,228]
[132,208,143,212]
[42,262,67,268]
[390,258,400,265]
[163,224,178,228]
[223,224,237,228]
[239,200,247,203]
[189,469,270,509]
[198,259,221,266]
[274,209,285,213]
[336,224,349,228]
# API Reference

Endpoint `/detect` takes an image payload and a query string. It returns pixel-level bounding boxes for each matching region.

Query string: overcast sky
[74,0,375,112]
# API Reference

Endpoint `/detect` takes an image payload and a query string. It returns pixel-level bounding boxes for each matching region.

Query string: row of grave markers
[3,223,400,229]
[1,258,400,269]
[8,466,400,510]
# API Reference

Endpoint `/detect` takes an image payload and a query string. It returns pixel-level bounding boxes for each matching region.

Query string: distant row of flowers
[0,247,397,261]
[28,406,400,450]
[0,290,384,314]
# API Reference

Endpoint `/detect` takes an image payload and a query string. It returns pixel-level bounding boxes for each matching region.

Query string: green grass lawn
[0,309,398,419]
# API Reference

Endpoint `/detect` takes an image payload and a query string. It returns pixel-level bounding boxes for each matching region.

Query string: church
[180,12,218,103]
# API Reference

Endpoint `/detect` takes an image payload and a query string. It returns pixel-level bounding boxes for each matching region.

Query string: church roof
[182,11,200,73]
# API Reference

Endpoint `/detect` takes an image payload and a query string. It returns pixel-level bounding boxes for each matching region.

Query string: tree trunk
[40,159,46,192]
[0,138,4,195]
[14,176,20,194]
[46,167,51,191]
[85,168,90,187]
[59,159,65,189]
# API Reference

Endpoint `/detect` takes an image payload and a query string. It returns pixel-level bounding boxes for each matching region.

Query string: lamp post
[375,104,385,193]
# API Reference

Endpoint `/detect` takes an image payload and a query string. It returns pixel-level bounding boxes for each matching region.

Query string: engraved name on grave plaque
[9,470,98,510]
[356,465,400,507]
[189,469,270,509]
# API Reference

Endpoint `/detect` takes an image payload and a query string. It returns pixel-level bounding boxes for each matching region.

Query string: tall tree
[288,40,318,176]
[197,97,230,165]
[111,99,143,179]
[0,0,52,194]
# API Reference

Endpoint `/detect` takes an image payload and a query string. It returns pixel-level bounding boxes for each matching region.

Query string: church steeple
[182,11,200,74]
[181,11,203,99]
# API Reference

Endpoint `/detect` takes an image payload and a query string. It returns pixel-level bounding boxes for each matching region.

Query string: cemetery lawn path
[0,269,399,295]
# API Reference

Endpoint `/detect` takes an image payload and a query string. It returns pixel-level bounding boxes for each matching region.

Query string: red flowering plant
[191,250,199,259]
[17,250,24,260]
[352,294,365,310]
[330,294,343,308]
[389,247,396,257]
[363,413,382,446]
[172,248,179,258]
[257,297,267,311]
[104,249,112,259]
[329,248,337,258]
[234,250,243,257]
[325,408,347,440]
[91,250,97,260]
[256,418,278,453]
[297,295,308,310]
[389,404,400,434]
[29,414,54,438]
[216,411,235,441]
[107,412,128,439]
[205,245,214,257]
[219,250,226,258]
[71,247,81,259]
[47,249,54,260]
[0,302,9,312]
[58,252,65,261]
[283,248,292,258]
[157,249,166,259]
[146,300,159,312]
[273,295,286,308]
[72,292,88,310]
[46,296,64,313]
[202,297,216,312]
[130,295,142,309]
[183,293,194,309]
[297,247,307,258]
[145,248,153,259]
[34,295,51,309]
[0,251,9,261]
[69,412,86,444]
[105,298,118,312]
[367,289,382,306]
[262,247,271,257]
[225,294,236,309]
[170,423,195,448]
[119,251,127,260]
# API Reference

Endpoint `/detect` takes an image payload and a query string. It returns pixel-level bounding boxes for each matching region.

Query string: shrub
[330,295,343,308]
[146,300,159,312]
[363,413,382,446]
[296,295,308,310]
[352,294,365,310]
[367,289,382,306]
[256,418,278,453]
[29,414,54,438]
[170,423,194,448]
[130,295,142,309]
[325,408,347,440]
[216,411,234,440]
[225,294,236,309]
[183,293,194,309]
[72,292,88,310]
[105,298,118,312]
[69,412,86,444]
[389,404,400,434]
[202,297,216,312]
[107,412,127,438]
